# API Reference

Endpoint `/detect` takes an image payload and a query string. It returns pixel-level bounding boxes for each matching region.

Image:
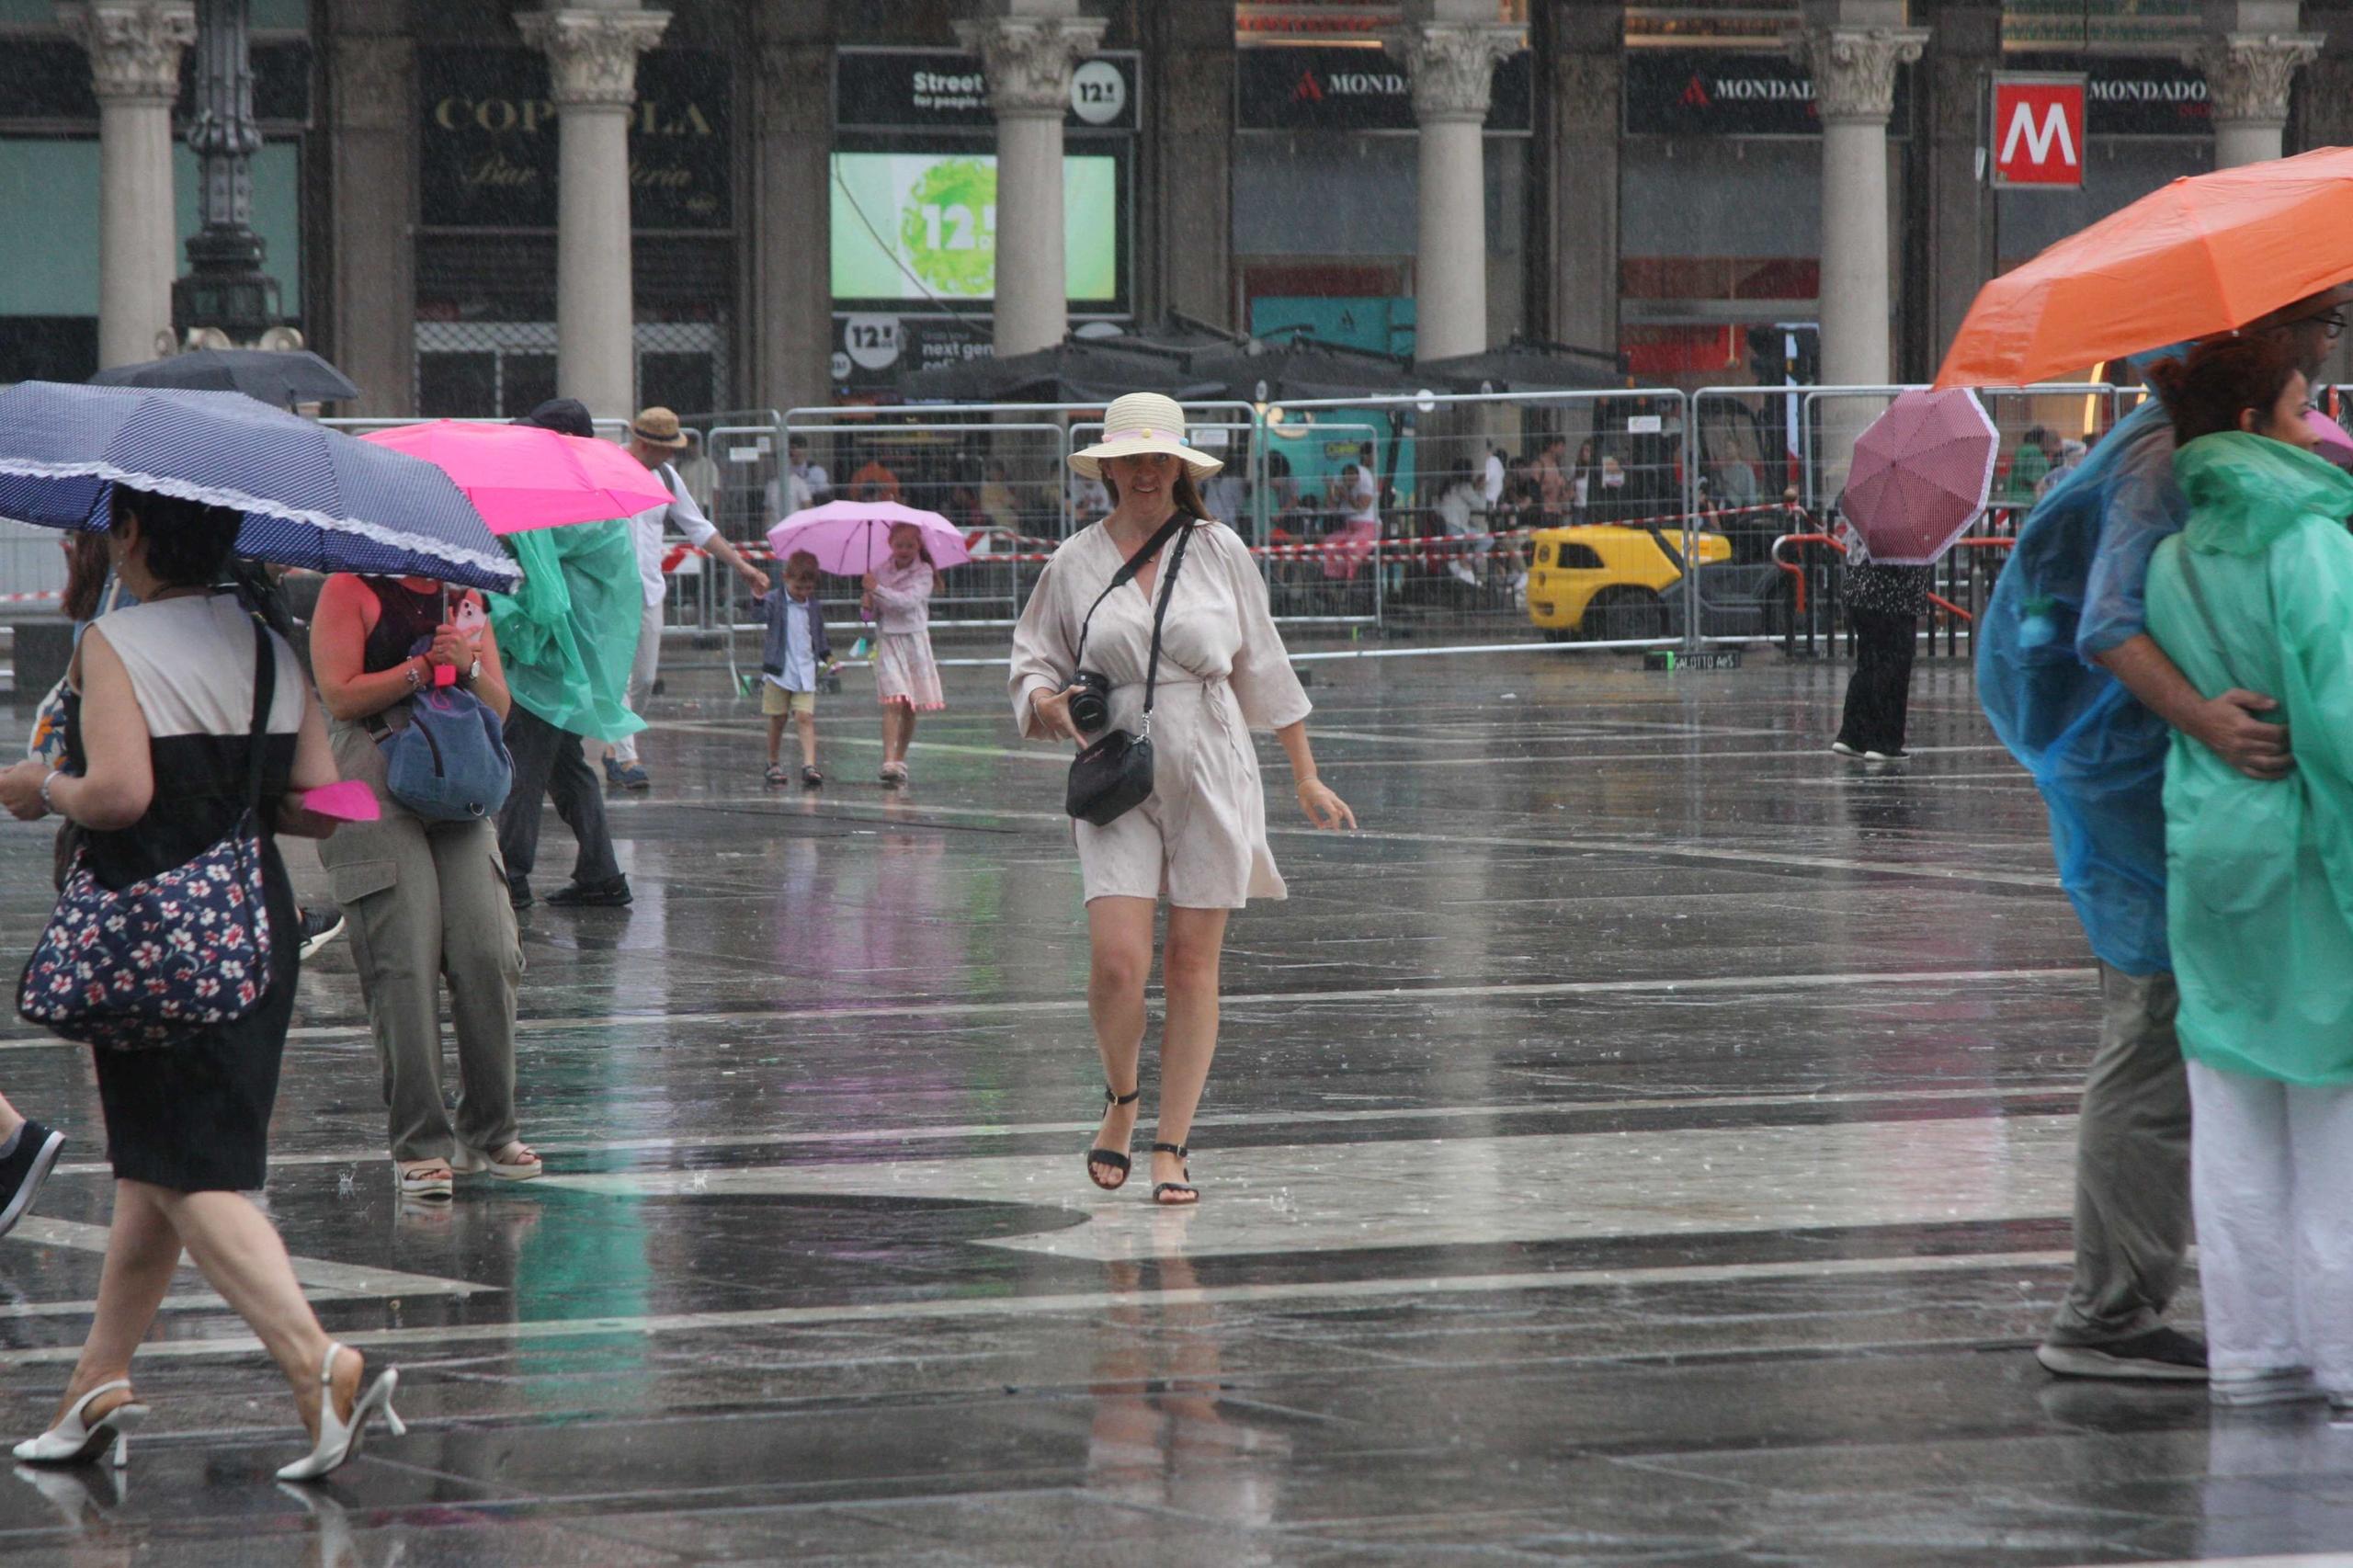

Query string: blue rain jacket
[1978,400,2185,975]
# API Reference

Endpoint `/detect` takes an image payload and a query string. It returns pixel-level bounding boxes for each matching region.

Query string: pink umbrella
[2308,409,2353,472]
[767,500,972,575]
[1840,389,2000,565]
[359,420,672,535]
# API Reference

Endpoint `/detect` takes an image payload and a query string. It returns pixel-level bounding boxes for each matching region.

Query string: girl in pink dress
[863,523,944,786]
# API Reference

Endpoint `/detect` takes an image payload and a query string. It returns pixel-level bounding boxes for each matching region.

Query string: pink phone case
[300,780,381,823]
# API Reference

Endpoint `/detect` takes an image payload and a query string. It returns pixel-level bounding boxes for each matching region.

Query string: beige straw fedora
[1068,392,1222,481]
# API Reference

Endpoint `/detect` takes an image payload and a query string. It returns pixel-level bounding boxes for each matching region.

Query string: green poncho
[2146,432,2353,1085]
[488,519,645,744]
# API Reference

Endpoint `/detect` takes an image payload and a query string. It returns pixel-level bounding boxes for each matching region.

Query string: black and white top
[71,593,302,889]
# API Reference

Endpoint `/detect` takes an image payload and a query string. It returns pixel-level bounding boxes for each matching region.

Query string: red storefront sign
[1992,75,2087,188]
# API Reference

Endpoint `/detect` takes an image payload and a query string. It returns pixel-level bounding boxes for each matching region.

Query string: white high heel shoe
[275,1344,405,1483]
[12,1381,148,1469]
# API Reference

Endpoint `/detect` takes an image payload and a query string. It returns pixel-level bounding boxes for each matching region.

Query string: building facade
[1,0,2346,420]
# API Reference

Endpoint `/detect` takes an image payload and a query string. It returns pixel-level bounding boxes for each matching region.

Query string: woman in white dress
[1010,395,1356,1204]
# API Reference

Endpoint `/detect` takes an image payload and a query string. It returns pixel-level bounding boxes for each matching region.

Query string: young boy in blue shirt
[757,550,831,787]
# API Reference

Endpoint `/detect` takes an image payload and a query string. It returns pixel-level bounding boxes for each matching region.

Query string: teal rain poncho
[1978,400,2184,975]
[2146,432,2353,1085]
[488,519,645,745]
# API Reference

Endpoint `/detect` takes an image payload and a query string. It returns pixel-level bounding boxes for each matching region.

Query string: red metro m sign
[1992,74,2086,188]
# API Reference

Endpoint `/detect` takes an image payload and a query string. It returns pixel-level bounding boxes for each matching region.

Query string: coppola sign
[1237,45,1533,133]
[418,48,731,230]
[1623,50,1914,137]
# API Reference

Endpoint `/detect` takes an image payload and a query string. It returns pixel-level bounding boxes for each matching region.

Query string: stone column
[326,28,415,414]
[518,5,669,421]
[955,6,1105,359]
[1547,3,1619,356]
[2303,6,2353,385]
[1790,13,1925,390]
[1146,0,1233,328]
[2191,24,2323,167]
[59,1,196,368]
[1924,5,2000,377]
[1386,8,1522,363]
[754,27,832,417]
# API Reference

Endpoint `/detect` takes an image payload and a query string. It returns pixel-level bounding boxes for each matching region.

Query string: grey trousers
[498,704,620,887]
[609,596,664,767]
[320,722,523,1163]
[2047,962,2191,1346]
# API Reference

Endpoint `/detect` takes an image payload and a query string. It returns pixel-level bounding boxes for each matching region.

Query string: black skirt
[68,716,302,1193]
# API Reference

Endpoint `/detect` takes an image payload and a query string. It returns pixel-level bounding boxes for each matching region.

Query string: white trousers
[2188,1059,2353,1395]
[609,596,664,766]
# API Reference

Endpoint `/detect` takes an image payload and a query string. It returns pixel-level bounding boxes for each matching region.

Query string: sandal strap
[1105,1086,1141,1107]
[1152,1142,1188,1157]
[1086,1149,1131,1170]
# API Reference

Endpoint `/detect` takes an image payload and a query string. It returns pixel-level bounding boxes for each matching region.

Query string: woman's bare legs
[48,1183,354,1437]
[158,1189,349,1432]
[0,1090,22,1142]
[1086,897,1156,1172]
[1154,906,1232,1194]
[50,1181,180,1426]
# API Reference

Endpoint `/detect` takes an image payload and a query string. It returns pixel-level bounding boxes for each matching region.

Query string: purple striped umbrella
[1840,389,2001,565]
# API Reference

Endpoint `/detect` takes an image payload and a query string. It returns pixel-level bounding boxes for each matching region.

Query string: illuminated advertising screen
[829,152,1120,306]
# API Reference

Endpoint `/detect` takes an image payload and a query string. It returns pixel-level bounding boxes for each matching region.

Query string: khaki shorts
[761,684,815,718]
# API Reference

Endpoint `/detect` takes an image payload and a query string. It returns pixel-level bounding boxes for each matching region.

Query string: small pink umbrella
[359,420,672,535]
[2308,409,2353,472]
[1840,388,2000,565]
[767,500,972,575]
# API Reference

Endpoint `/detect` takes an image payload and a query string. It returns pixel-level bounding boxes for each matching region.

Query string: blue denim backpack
[381,683,513,822]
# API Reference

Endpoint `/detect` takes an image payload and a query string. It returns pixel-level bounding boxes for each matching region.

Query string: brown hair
[1098,463,1215,522]
[886,521,935,568]
[60,530,112,622]
[2147,335,2303,447]
[784,549,820,585]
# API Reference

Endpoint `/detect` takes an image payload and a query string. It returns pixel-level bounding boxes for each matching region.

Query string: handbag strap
[1072,513,1189,674]
[243,612,277,816]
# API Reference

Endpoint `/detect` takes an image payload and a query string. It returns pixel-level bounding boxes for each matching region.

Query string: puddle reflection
[1086,1228,1290,1560]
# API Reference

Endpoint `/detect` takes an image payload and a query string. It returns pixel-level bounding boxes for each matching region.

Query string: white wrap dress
[1010,519,1312,909]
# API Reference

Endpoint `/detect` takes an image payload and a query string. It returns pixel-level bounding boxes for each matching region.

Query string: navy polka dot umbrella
[0,381,519,593]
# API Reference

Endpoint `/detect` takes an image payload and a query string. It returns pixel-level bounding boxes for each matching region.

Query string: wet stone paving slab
[0,653,2333,1565]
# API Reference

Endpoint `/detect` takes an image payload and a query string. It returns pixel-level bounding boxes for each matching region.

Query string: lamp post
[171,0,296,349]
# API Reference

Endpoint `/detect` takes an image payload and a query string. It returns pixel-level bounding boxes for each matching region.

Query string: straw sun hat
[1068,392,1222,481]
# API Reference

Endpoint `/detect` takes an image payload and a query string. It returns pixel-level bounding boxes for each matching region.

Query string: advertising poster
[829,152,1120,304]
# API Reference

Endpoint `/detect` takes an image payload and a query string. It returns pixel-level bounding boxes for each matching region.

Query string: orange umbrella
[1934,144,2353,390]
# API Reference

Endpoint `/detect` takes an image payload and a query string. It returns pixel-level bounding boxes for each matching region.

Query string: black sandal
[1151,1142,1199,1206]
[1086,1087,1141,1190]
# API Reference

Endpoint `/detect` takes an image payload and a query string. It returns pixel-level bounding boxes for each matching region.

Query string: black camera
[1067,670,1113,733]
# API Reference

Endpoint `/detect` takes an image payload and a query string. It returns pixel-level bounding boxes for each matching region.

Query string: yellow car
[1526,525,1734,641]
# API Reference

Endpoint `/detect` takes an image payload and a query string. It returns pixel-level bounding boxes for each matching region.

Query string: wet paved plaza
[1,647,2344,1566]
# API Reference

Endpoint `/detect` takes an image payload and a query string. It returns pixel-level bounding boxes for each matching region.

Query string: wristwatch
[404,659,426,693]
[461,655,482,687]
[38,768,65,817]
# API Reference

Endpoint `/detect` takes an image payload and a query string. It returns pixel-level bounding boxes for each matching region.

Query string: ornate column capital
[1787,25,1927,124]
[517,7,671,108]
[2188,31,2324,128]
[57,1,196,104]
[1382,20,1523,124]
[951,14,1107,119]
[332,35,413,133]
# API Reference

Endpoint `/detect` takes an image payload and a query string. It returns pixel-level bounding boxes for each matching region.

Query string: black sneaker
[0,1119,66,1239]
[545,876,632,908]
[2037,1326,2209,1381]
[296,905,347,960]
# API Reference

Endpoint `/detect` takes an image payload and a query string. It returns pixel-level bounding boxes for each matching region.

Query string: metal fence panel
[1264,388,1692,646]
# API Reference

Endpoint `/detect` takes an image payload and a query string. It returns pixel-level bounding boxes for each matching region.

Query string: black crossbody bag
[1064,516,1196,826]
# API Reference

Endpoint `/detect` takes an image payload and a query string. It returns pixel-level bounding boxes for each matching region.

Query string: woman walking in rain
[1010,394,1356,1205]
